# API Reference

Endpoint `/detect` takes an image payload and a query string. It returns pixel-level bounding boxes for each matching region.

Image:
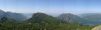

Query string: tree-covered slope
[24,13,92,30]
[0,12,93,30]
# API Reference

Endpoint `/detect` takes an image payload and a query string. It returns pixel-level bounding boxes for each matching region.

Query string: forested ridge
[0,13,93,30]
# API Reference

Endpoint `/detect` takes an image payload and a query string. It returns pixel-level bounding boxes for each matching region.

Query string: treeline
[0,13,93,30]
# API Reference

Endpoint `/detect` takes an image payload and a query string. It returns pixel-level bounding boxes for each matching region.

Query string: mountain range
[0,9,101,26]
[22,12,101,26]
[0,10,27,21]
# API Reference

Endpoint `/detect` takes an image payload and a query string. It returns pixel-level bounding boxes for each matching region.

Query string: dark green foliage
[0,17,7,23]
[0,13,93,30]
[28,13,60,23]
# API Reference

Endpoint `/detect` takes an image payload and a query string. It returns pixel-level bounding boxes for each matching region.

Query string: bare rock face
[92,25,101,30]
[57,13,86,23]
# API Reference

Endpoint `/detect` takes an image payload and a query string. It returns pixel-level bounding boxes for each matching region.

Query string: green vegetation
[0,13,93,30]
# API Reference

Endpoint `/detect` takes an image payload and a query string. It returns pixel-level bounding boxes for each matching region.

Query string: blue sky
[0,0,101,14]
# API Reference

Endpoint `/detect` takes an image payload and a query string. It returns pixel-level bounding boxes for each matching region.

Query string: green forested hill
[0,13,93,30]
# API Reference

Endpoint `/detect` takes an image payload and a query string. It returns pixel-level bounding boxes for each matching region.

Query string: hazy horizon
[0,0,101,14]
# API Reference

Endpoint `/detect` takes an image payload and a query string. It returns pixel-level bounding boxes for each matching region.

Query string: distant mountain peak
[0,9,5,13]
[0,9,27,21]
[57,13,84,23]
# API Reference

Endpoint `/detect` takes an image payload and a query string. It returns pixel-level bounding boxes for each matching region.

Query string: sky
[0,0,101,14]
